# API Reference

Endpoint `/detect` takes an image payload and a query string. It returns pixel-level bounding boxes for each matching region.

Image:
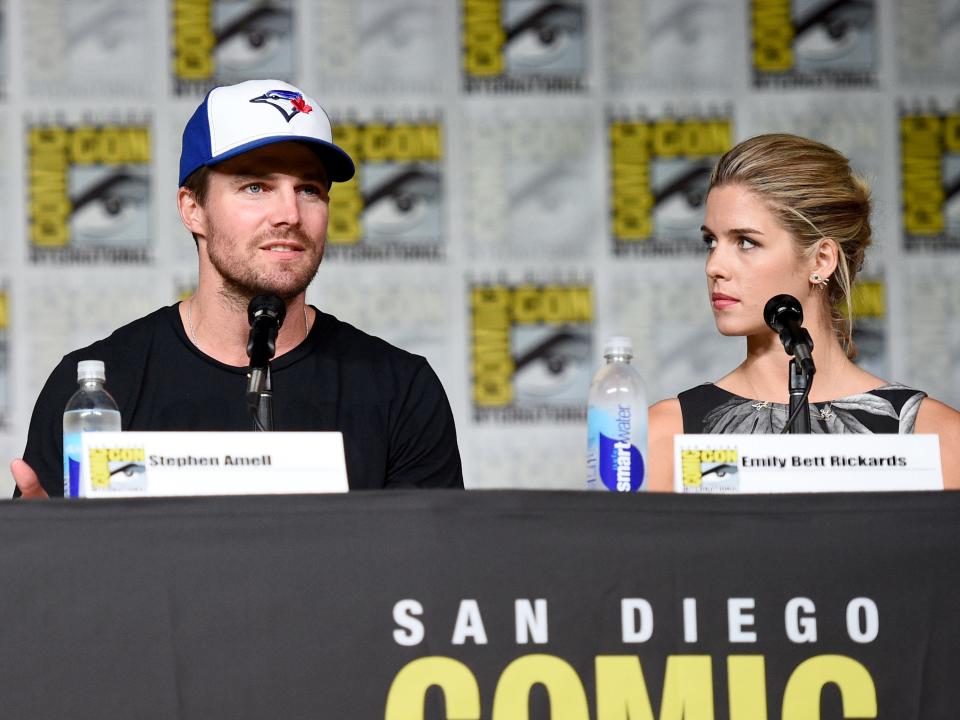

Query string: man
[12,79,463,497]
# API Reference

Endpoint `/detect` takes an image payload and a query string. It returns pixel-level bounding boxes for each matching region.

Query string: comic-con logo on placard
[27,121,151,264]
[0,289,8,429]
[171,0,293,95]
[609,111,732,256]
[470,279,593,423]
[681,448,740,492]
[751,0,876,88]
[900,105,960,251]
[328,117,444,262]
[462,0,586,93]
[88,446,147,492]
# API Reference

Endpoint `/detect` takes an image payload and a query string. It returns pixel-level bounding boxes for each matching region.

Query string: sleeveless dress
[678,383,926,434]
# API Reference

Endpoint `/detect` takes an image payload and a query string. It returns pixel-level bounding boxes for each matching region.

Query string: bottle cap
[77,360,106,381]
[603,336,633,358]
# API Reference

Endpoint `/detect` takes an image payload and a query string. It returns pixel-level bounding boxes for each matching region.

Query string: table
[1,489,957,719]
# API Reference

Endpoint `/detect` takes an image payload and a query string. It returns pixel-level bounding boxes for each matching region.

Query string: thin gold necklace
[744,358,840,420]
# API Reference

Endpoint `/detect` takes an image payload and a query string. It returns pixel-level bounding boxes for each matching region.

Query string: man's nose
[269,185,301,226]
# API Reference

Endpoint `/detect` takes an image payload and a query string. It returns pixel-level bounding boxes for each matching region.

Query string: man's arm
[386,361,464,489]
[18,357,79,498]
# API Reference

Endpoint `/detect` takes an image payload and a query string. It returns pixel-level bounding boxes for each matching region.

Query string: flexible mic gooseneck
[246,294,286,431]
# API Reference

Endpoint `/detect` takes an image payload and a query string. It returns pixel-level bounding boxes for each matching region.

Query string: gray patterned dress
[678,383,926,434]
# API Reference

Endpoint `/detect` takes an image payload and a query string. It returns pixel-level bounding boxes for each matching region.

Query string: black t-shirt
[23,304,463,495]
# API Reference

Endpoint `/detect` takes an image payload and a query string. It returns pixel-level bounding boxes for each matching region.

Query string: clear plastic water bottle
[63,360,121,498]
[586,336,648,492]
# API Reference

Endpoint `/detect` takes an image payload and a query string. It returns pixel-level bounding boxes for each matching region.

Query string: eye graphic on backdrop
[793,0,873,63]
[504,2,584,70]
[511,160,578,211]
[652,162,712,233]
[214,6,292,72]
[945,173,960,226]
[362,168,440,235]
[942,7,960,61]
[70,170,149,240]
[513,329,591,399]
[507,160,586,243]
[65,1,135,54]
[362,6,434,48]
[509,159,583,208]
[649,1,717,46]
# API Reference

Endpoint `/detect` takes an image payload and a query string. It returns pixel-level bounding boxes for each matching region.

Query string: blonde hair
[709,133,871,359]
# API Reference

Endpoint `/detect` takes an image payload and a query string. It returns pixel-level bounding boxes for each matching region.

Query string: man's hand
[10,459,49,499]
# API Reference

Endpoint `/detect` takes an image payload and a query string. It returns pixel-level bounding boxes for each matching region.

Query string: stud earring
[809,272,829,289]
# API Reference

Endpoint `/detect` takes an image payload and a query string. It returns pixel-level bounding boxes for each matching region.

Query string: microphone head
[248,293,287,328]
[763,294,803,334]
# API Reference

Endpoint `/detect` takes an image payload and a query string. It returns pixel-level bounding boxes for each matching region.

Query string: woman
[647,134,960,490]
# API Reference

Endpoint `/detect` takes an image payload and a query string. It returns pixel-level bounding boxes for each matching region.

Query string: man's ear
[177,187,206,238]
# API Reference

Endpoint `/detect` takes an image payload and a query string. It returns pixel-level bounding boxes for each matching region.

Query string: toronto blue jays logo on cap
[249,89,313,122]
[179,80,355,187]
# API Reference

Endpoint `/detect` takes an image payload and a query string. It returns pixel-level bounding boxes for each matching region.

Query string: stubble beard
[204,218,324,309]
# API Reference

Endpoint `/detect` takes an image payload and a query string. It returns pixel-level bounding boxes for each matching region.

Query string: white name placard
[674,434,943,493]
[79,431,348,498]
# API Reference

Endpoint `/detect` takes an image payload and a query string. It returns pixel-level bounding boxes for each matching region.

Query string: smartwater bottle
[586,336,648,491]
[63,360,121,498]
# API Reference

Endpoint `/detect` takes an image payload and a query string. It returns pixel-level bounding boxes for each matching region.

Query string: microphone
[246,294,286,396]
[763,294,815,375]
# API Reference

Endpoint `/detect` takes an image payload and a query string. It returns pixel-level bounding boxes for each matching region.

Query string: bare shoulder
[650,397,683,427]
[647,398,683,492]
[915,396,960,434]
[915,397,960,490]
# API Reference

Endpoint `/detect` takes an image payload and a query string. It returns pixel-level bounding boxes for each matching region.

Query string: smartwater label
[587,406,645,492]
[64,432,82,498]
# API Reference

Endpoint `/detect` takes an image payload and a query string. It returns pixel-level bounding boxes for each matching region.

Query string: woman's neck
[724,308,877,404]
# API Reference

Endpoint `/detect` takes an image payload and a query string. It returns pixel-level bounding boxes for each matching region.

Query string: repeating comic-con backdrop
[0,0,958,494]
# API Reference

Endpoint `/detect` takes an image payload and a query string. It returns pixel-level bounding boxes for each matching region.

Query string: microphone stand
[246,367,273,431]
[786,359,811,434]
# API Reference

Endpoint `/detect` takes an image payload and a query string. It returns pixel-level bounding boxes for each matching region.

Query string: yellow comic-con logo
[88,447,147,491]
[28,122,151,263]
[681,448,739,488]
[470,281,593,422]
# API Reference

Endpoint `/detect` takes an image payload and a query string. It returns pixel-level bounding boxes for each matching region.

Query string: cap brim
[191,136,356,185]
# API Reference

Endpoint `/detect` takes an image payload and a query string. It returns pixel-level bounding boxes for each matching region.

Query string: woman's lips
[711,293,739,310]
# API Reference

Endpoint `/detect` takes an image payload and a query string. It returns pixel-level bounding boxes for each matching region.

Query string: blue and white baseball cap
[178,79,355,187]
